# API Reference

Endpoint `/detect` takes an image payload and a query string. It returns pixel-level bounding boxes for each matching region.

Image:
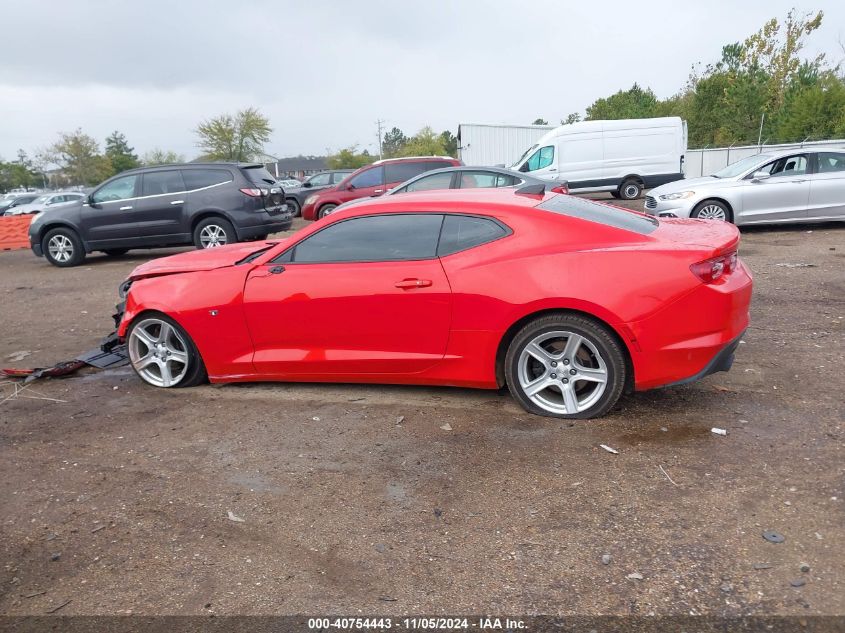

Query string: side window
[761,155,808,178]
[348,166,384,189]
[92,175,138,203]
[181,169,233,190]
[289,214,443,263]
[524,146,554,171]
[817,152,845,173]
[332,172,350,184]
[403,171,454,192]
[384,161,429,184]
[438,215,509,256]
[142,170,185,196]
[457,171,499,189]
[496,174,517,187]
[308,173,332,186]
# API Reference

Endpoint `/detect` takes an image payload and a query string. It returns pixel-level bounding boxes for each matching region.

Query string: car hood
[128,240,287,279]
[649,176,724,196]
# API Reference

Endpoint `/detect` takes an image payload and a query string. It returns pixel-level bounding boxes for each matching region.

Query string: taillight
[690,251,737,283]
[551,185,569,194]
[240,188,269,197]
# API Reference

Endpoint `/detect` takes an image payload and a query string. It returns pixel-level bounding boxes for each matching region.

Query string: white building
[457,123,553,167]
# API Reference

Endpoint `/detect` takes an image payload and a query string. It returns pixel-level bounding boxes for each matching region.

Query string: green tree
[532,118,549,125]
[585,83,659,120]
[141,149,186,166]
[398,126,446,157]
[326,146,375,169]
[439,130,458,157]
[105,131,140,173]
[46,129,114,186]
[776,72,845,141]
[561,112,581,125]
[382,127,407,158]
[196,107,272,161]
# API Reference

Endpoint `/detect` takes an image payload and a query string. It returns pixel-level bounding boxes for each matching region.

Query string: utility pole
[375,119,385,160]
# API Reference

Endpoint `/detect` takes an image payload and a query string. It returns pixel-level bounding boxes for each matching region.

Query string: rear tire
[691,199,732,223]
[42,227,85,267]
[618,179,643,200]
[286,198,301,216]
[317,204,337,219]
[505,313,626,419]
[127,313,207,388]
[193,217,237,249]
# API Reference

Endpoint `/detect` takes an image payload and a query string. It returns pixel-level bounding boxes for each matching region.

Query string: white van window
[524,146,554,171]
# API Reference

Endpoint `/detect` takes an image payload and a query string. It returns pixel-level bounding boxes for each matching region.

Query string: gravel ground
[0,196,843,617]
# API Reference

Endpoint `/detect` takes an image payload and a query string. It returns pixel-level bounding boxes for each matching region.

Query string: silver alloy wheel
[321,205,337,217]
[517,330,608,415]
[695,204,727,221]
[199,224,228,248]
[48,234,74,263]
[128,318,190,387]
[623,183,640,199]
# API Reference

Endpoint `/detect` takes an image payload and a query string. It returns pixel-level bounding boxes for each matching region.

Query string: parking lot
[1,196,843,616]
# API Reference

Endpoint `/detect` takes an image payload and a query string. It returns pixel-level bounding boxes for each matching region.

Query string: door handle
[374,189,384,195]
[170,200,184,205]
[395,278,432,289]
[119,206,133,211]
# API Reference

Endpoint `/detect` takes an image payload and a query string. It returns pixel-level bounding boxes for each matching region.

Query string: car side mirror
[302,181,312,188]
[347,183,356,191]
[518,163,529,173]
[751,170,770,182]
[87,194,98,208]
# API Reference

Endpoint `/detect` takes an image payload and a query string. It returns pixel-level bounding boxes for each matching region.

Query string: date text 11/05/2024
[307,618,526,630]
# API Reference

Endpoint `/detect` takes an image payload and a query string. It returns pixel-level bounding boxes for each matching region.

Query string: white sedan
[4,192,86,216]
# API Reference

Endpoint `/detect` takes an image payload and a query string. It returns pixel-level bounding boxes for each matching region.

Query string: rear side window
[349,166,384,189]
[385,161,431,183]
[242,166,277,185]
[538,196,658,234]
[332,172,350,183]
[438,215,509,256]
[142,170,185,196]
[403,171,454,192]
[817,152,845,173]
[290,214,443,263]
[181,169,233,190]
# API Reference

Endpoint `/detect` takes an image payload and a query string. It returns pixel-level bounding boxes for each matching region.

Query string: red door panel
[243,260,452,376]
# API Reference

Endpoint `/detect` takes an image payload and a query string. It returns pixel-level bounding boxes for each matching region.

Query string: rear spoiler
[515,183,546,196]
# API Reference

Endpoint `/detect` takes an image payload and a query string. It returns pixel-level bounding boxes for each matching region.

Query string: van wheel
[43,228,86,267]
[193,217,237,249]
[610,191,621,199]
[618,179,643,200]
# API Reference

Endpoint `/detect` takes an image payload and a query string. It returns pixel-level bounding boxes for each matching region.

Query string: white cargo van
[511,117,687,199]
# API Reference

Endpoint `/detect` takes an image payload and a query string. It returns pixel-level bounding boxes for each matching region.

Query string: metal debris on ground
[711,427,727,436]
[762,530,785,543]
[775,262,816,268]
[599,444,619,454]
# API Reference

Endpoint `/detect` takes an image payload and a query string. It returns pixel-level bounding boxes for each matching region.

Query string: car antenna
[515,183,546,196]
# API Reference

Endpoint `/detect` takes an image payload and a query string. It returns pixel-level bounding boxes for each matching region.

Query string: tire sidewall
[287,198,301,216]
[505,316,626,419]
[193,217,236,249]
[126,312,207,388]
[42,228,85,267]
[318,204,337,219]
[619,180,642,200]
[692,200,732,223]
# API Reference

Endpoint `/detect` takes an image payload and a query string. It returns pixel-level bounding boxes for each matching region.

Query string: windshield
[711,154,772,178]
[512,144,538,168]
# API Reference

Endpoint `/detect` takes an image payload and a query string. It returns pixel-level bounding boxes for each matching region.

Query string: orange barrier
[0,215,33,251]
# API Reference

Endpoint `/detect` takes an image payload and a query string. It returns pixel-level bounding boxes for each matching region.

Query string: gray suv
[29,162,293,267]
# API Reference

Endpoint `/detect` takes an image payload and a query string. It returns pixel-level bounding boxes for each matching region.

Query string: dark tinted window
[349,166,384,189]
[142,170,185,196]
[438,215,509,256]
[242,166,277,185]
[92,174,138,203]
[457,171,516,189]
[817,152,845,173]
[537,196,658,234]
[385,161,430,183]
[291,214,443,263]
[181,169,233,190]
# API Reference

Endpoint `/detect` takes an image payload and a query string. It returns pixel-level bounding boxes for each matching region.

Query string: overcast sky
[1,0,843,162]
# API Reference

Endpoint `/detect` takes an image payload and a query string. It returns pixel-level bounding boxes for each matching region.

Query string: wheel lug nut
[563,378,569,384]
[570,369,576,375]
[563,359,570,365]
[551,361,557,367]
[550,373,557,379]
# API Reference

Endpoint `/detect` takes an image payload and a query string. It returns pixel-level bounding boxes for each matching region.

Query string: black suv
[29,162,292,267]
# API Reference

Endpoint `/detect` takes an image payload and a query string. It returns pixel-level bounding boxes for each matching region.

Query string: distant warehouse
[457,123,553,167]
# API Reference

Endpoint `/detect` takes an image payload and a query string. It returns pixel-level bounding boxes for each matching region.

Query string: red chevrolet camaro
[116,188,752,419]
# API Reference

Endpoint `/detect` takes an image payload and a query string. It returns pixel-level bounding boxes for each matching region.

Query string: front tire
[42,228,85,267]
[127,313,207,388]
[193,217,237,249]
[691,199,732,222]
[618,178,643,200]
[317,204,337,219]
[505,314,626,419]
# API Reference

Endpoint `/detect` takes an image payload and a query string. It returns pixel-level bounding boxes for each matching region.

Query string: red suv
[301,156,461,220]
